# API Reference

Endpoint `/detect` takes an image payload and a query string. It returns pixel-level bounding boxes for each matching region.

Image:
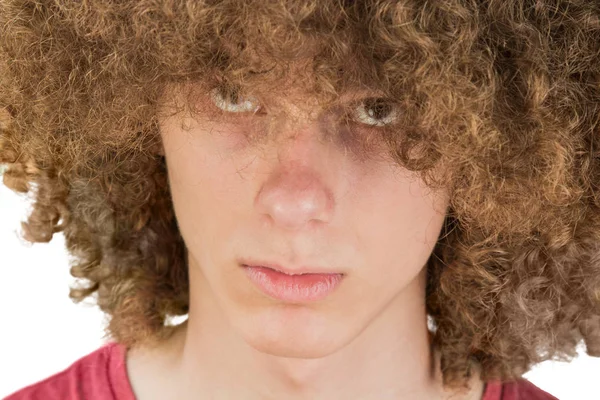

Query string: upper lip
[240,259,343,275]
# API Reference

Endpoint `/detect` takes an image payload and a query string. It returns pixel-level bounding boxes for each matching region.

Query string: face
[158,79,450,359]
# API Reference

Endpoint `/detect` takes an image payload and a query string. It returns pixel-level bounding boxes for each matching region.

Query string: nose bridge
[277,121,326,166]
[272,93,340,165]
[259,100,328,167]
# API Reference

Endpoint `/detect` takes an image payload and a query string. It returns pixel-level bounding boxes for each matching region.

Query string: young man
[3,0,596,398]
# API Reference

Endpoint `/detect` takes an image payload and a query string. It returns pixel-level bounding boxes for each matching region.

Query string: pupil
[226,87,241,104]
[366,99,391,120]
[219,84,241,105]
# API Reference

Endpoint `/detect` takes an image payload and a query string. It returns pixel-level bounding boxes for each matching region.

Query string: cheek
[351,176,447,287]
[202,115,273,154]
[162,119,255,201]
[162,137,239,250]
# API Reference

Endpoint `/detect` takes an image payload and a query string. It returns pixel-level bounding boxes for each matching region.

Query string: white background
[1,174,598,399]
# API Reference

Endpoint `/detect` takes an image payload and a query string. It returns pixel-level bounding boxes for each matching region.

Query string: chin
[235,307,356,359]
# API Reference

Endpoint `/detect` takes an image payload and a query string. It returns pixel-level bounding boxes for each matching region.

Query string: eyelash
[209,86,399,127]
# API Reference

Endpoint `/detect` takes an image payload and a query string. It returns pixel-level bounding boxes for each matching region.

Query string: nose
[254,129,335,231]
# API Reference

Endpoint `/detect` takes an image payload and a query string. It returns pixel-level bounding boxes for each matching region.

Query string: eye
[210,85,261,113]
[353,98,398,127]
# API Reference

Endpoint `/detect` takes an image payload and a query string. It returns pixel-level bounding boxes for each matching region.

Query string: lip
[239,259,343,276]
[242,265,344,302]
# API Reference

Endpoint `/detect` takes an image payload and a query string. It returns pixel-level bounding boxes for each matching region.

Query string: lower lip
[242,265,343,303]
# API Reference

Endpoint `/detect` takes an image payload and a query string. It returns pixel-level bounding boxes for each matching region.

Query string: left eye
[353,98,398,127]
[210,85,261,113]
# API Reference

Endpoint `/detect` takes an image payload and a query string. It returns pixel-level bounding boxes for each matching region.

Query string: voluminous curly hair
[1,0,599,392]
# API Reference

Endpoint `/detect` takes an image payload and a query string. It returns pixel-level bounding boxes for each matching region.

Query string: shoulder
[505,379,559,400]
[483,378,559,400]
[3,342,133,400]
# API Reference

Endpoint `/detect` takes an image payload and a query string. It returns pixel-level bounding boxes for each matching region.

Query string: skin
[125,77,486,400]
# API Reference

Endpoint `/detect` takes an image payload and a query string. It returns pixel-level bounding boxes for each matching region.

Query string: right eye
[210,85,261,113]
[352,97,398,127]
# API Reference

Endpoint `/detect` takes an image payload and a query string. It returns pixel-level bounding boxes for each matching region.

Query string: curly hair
[1,0,599,393]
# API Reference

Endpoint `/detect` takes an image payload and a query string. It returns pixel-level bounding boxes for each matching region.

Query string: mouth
[241,264,345,302]
[239,260,344,276]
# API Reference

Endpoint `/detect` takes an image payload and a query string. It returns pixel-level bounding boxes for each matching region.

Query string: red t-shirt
[4,342,559,400]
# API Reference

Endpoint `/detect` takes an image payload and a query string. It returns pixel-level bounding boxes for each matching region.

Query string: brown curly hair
[1,0,599,393]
